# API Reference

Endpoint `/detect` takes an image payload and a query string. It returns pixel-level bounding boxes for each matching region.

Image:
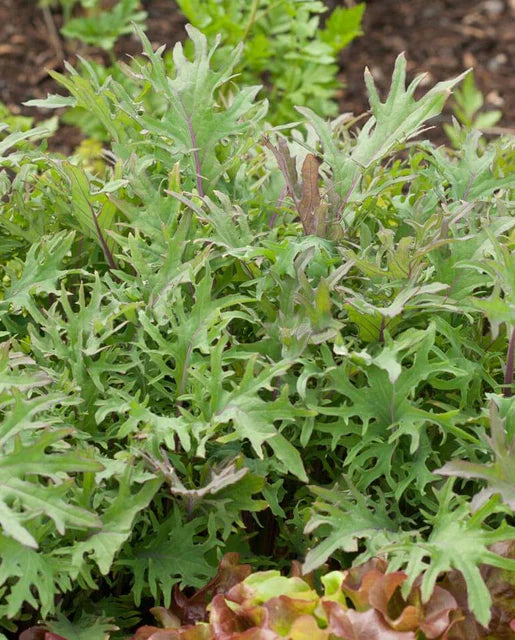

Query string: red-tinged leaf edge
[132,555,466,640]
[20,629,68,640]
[440,541,515,639]
[167,553,252,625]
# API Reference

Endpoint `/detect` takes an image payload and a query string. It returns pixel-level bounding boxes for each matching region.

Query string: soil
[0,0,514,153]
[338,0,515,138]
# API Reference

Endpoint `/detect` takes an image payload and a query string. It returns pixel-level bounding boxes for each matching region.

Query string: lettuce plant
[133,555,464,640]
[26,554,515,639]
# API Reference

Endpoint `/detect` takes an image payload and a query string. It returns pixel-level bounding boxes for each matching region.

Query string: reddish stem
[503,325,515,397]
[90,203,117,271]
[270,184,287,228]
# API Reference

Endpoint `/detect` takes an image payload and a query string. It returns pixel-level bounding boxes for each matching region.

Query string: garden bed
[1,0,514,152]
[0,2,514,639]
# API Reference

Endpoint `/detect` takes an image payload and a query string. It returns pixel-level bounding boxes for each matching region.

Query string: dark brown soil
[338,0,515,136]
[0,0,514,153]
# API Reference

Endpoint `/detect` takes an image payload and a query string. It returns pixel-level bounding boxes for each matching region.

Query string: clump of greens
[38,0,147,52]
[0,21,514,640]
[174,0,365,123]
[37,0,364,134]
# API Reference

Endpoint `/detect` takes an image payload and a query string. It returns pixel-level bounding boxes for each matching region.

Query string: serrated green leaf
[47,612,119,640]
[119,506,217,607]
[70,476,161,575]
[383,484,515,627]
[125,24,265,194]
[0,232,74,314]
[303,482,397,573]
[437,401,515,510]
[0,536,59,617]
[297,55,467,201]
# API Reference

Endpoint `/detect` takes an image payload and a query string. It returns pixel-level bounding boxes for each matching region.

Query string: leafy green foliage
[1,20,515,639]
[41,0,364,134]
[46,613,119,640]
[296,54,468,213]
[445,72,503,147]
[175,0,364,123]
[383,484,515,627]
[437,401,515,510]
[0,348,102,620]
[58,0,147,51]
[127,24,266,196]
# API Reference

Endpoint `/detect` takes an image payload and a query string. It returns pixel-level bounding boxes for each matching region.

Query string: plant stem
[179,98,204,197]
[89,202,117,271]
[503,325,515,397]
[41,4,64,64]
[242,0,260,42]
[270,184,287,228]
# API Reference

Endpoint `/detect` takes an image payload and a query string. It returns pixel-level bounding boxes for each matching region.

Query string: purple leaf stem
[90,203,117,271]
[270,184,288,229]
[503,325,515,397]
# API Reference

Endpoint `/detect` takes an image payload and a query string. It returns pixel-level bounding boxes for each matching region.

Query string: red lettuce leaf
[169,553,252,625]
[324,601,416,640]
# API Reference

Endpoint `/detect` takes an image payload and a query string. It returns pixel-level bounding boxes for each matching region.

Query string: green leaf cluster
[445,72,503,147]
[175,0,365,123]
[39,0,147,51]
[1,23,514,639]
[41,0,364,128]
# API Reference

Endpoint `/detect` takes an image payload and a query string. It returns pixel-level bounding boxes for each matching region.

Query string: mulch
[0,0,513,153]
